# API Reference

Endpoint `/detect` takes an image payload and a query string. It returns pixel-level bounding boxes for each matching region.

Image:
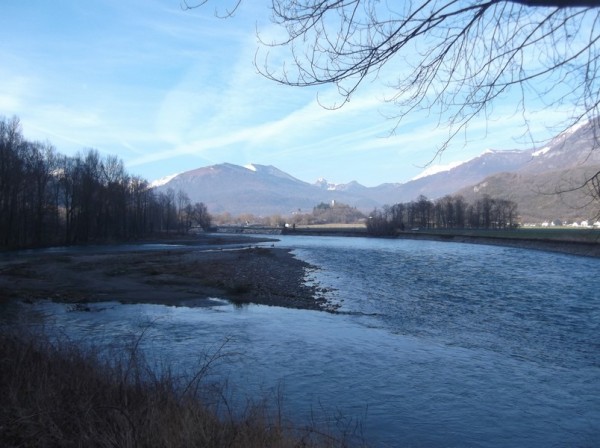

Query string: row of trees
[367,195,519,236]
[291,201,365,226]
[212,201,366,227]
[0,116,211,249]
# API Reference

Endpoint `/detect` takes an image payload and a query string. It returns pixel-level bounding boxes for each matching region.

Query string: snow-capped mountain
[520,120,600,173]
[151,120,600,219]
[361,148,536,204]
[457,120,600,222]
[152,163,379,216]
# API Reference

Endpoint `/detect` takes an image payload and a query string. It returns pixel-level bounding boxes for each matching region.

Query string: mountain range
[152,121,600,222]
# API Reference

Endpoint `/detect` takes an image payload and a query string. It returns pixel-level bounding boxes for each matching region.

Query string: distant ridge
[153,121,600,221]
[153,163,379,216]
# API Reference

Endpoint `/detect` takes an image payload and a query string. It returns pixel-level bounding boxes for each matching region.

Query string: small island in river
[0,234,337,312]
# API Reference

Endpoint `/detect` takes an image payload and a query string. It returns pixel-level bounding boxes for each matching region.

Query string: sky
[0,0,582,187]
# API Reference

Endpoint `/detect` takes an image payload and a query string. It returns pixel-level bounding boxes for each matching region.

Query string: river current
[3,236,599,447]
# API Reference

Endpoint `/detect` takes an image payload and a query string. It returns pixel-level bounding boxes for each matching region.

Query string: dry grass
[0,327,358,448]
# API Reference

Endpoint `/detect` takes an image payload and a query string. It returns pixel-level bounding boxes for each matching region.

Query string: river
[2,235,599,447]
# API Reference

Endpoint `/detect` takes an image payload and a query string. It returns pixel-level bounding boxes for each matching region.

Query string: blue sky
[0,0,579,186]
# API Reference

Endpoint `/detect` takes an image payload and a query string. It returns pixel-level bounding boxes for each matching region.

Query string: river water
[3,236,599,447]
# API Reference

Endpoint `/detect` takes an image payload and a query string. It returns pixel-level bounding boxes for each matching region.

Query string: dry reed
[0,326,360,447]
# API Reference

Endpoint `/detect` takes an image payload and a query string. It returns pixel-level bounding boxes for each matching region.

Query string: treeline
[367,194,519,235]
[0,116,211,249]
[213,201,365,227]
[292,201,365,225]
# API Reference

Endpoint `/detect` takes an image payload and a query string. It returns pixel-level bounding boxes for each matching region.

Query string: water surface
[3,236,599,447]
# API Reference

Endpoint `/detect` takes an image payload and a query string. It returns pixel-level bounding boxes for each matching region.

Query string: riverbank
[2,228,598,313]
[0,234,336,312]
[284,227,600,258]
[394,231,600,258]
[0,329,350,448]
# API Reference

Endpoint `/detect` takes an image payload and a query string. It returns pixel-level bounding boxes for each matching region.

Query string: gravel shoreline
[2,232,597,313]
[0,236,337,312]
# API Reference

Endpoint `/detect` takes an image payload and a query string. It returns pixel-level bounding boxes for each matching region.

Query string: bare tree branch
[510,1,600,7]
[188,0,600,212]
[181,0,242,18]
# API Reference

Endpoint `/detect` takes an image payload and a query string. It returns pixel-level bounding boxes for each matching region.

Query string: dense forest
[0,116,211,249]
[367,195,519,236]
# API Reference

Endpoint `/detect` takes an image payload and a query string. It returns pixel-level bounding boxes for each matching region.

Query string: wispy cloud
[1,0,581,187]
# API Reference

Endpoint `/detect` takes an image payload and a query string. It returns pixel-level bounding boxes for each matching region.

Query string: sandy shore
[0,235,337,312]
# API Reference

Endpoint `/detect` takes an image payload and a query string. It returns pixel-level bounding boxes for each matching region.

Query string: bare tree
[0,116,220,248]
[186,1,600,175]
[190,202,212,230]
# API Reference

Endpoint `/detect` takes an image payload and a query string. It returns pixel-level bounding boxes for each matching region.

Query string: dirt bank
[0,237,337,312]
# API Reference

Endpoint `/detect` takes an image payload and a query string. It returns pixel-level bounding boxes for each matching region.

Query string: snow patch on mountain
[532,146,550,157]
[563,120,588,137]
[149,172,180,188]
[412,160,465,181]
[244,163,257,172]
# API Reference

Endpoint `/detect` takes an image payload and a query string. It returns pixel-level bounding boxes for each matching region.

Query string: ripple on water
[2,236,600,448]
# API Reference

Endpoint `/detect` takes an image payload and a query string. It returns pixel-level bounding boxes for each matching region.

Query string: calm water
[3,236,599,447]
